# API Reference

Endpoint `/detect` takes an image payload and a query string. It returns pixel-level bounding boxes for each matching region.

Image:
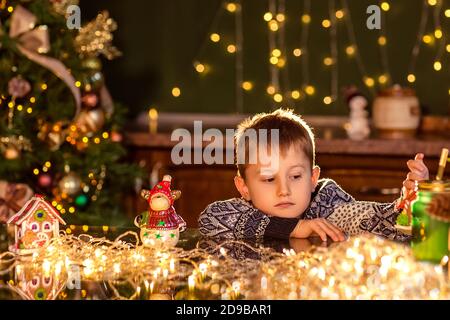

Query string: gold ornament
[74,109,105,134]
[82,71,104,93]
[74,11,122,60]
[4,146,20,160]
[81,57,102,71]
[0,135,32,159]
[58,172,82,196]
[37,121,67,151]
[51,0,80,16]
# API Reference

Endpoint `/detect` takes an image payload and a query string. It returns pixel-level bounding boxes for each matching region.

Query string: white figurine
[344,88,370,140]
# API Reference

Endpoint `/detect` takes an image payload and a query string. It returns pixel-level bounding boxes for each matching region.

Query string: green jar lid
[418,180,450,222]
[418,180,450,192]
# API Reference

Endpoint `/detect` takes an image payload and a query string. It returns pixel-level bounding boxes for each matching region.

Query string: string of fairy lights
[164,0,450,113]
[0,233,448,300]
[377,0,391,87]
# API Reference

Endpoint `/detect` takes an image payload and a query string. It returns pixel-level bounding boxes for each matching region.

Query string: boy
[198,109,429,242]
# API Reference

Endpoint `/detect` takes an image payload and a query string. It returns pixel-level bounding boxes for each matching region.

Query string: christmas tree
[0,0,142,226]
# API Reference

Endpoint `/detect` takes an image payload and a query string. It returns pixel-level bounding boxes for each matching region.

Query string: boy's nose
[277,180,291,197]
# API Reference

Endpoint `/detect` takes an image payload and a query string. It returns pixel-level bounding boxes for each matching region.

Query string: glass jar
[411,180,450,263]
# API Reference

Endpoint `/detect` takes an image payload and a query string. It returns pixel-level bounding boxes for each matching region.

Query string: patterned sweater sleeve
[306,180,410,242]
[325,201,410,242]
[198,198,271,240]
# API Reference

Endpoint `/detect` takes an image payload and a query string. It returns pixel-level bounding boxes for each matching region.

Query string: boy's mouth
[275,201,295,208]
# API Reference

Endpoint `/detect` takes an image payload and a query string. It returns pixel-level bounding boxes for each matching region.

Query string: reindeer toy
[135,175,186,247]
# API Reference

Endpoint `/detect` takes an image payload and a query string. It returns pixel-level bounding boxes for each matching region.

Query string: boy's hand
[403,153,429,194]
[290,218,345,242]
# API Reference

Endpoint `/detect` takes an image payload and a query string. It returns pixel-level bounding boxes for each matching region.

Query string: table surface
[0,225,331,300]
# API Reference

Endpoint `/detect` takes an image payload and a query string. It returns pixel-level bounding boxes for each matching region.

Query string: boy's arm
[326,201,410,242]
[198,198,299,240]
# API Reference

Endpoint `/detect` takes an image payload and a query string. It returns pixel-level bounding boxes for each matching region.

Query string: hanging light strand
[328,0,339,104]
[378,0,392,86]
[191,0,226,73]
[341,0,374,96]
[300,0,312,96]
[407,0,429,82]
[277,0,295,106]
[234,0,244,113]
[268,0,280,105]
[432,0,445,72]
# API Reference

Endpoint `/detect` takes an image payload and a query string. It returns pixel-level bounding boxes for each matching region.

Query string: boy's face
[234,144,320,218]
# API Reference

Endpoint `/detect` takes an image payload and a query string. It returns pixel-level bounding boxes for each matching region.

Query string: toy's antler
[171,190,181,201]
[141,189,150,200]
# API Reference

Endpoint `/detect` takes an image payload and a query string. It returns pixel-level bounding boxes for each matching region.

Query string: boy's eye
[291,175,302,180]
[262,177,275,182]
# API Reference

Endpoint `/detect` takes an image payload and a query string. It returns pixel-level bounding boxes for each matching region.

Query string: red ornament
[111,131,123,142]
[38,174,52,188]
[81,93,98,108]
[8,76,31,98]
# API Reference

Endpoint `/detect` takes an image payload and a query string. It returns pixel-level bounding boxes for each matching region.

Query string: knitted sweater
[198,179,410,242]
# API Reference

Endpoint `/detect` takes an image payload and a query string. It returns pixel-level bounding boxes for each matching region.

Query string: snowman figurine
[344,86,371,140]
[134,175,186,247]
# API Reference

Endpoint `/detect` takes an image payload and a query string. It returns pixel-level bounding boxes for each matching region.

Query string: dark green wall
[81,0,450,117]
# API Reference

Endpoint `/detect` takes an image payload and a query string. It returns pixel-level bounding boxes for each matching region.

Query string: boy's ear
[234,175,251,201]
[311,165,321,191]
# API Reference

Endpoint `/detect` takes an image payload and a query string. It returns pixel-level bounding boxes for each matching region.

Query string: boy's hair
[234,108,315,179]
